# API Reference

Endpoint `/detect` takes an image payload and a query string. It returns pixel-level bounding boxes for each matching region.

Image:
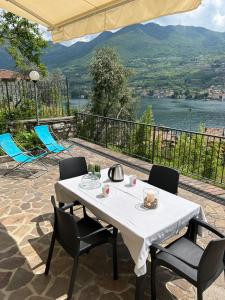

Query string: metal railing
[74,112,225,186]
[0,78,70,119]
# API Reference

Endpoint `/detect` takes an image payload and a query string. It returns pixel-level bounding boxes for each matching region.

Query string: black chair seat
[156,237,204,284]
[77,217,112,252]
[77,216,103,235]
[150,218,225,300]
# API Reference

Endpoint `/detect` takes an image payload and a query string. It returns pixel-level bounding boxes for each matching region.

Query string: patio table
[55,168,206,299]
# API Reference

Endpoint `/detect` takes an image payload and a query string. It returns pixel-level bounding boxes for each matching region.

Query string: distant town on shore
[136,85,225,101]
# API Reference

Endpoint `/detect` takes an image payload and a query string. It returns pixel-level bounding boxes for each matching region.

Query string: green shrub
[14,131,43,150]
[0,130,44,156]
[3,99,36,121]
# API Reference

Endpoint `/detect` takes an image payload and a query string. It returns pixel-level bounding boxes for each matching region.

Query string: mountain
[0,48,14,69]
[1,23,225,94]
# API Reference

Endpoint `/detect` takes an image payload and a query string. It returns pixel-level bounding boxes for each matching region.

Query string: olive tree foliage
[0,12,47,75]
[89,47,137,119]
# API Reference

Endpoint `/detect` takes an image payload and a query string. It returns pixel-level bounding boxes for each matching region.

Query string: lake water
[71,97,225,131]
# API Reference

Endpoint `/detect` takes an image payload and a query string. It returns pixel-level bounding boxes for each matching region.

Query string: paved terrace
[0,139,224,300]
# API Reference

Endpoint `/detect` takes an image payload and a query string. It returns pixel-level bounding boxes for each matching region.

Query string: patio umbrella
[0,0,201,42]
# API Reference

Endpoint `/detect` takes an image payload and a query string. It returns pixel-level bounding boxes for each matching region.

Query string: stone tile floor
[0,141,224,300]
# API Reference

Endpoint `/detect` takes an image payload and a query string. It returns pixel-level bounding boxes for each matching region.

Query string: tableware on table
[129,175,137,186]
[79,173,101,190]
[143,188,159,209]
[102,184,110,197]
[108,164,124,182]
[94,164,101,178]
[88,163,95,174]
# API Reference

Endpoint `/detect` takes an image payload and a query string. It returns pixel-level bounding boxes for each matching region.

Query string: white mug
[129,175,137,186]
[102,184,110,197]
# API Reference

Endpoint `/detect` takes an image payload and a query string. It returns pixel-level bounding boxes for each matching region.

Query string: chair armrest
[51,130,74,148]
[79,224,113,241]
[61,203,77,211]
[151,243,199,270]
[190,218,225,238]
[50,130,65,146]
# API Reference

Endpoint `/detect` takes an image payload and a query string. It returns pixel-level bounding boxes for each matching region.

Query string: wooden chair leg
[45,232,56,275]
[70,207,73,215]
[151,262,157,300]
[112,228,118,280]
[67,257,79,300]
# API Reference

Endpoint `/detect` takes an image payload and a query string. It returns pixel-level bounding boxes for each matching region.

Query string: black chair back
[148,165,179,194]
[59,157,88,180]
[198,238,225,290]
[51,196,80,257]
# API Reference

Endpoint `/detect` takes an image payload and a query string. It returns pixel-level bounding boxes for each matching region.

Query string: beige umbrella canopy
[0,0,201,42]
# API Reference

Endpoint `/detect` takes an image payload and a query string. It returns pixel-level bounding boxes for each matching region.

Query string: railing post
[152,126,156,164]
[105,117,108,148]
[5,80,11,113]
[66,78,70,116]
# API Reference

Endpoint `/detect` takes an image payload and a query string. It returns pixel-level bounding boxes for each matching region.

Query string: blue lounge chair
[34,125,74,157]
[0,133,47,177]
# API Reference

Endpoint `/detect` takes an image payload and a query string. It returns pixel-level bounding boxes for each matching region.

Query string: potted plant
[88,163,95,174]
[94,164,101,178]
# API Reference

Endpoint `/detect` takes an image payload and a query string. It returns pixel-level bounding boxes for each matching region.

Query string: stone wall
[7,116,76,139]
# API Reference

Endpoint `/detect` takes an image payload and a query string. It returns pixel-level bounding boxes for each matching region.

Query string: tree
[134,105,155,157]
[89,47,136,119]
[140,105,154,125]
[48,68,66,82]
[0,12,47,75]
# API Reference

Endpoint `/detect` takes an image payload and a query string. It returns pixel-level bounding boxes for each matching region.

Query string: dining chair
[150,218,225,300]
[59,156,88,180]
[59,157,88,216]
[146,165,179,194]
[45,196,118,300]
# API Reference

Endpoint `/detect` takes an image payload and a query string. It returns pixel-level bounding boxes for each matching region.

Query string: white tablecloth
[55,169,206,276]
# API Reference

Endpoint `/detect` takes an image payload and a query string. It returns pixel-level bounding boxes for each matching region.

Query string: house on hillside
[0,69,28,81]
[207,86,224,100]
[205,127,225,137]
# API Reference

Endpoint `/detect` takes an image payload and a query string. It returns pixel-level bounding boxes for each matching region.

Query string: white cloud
[155,0,225,32]
[213,13,225,27]
[61,34,99,46]
[214,0,223,8]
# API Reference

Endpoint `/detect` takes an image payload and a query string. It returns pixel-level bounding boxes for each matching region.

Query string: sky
[155,0,225,32]
[57,0,225,46]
